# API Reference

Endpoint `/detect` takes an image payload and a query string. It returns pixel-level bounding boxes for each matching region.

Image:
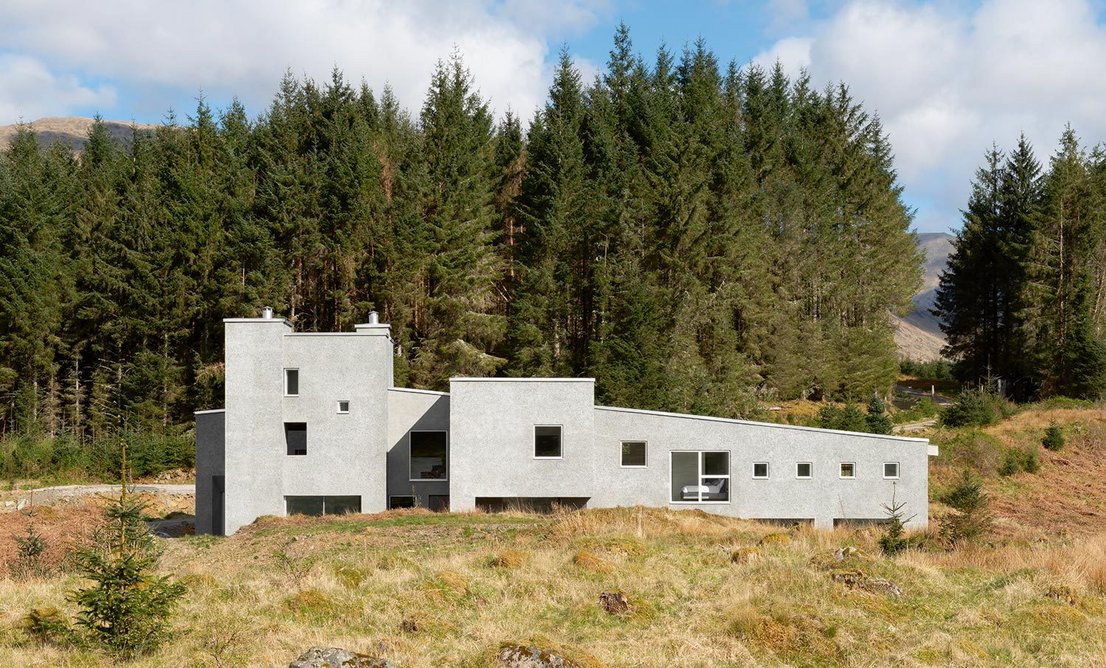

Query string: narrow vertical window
[284,368,299,396]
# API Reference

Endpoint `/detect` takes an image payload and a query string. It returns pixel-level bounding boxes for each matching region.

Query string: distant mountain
[893,231,954,362]
[0,116,156,152]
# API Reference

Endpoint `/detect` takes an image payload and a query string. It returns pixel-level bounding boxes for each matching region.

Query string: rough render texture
[198,319,932,534]
[592,407,930,529]
[448,378,596,511]
[218,318,392,534]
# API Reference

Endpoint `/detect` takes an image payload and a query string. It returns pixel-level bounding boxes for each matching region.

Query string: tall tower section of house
[200,308,393,535]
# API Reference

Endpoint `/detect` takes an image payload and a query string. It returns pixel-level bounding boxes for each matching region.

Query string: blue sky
[2,0,1105,233]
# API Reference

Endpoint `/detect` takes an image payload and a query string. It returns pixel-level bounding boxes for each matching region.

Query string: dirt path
[894,419,938,434]
[2,483,194,512]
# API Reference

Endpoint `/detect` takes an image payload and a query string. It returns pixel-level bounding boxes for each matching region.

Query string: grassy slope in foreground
[1,505,1104,667]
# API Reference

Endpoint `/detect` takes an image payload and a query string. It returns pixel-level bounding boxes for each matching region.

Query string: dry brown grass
[931,406,1106,539]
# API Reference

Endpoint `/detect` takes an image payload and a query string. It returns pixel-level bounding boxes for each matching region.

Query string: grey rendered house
[195,310,937,535]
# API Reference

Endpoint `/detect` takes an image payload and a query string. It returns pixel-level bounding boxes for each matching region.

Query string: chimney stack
[367,310,379,325]
[261,306,273,320]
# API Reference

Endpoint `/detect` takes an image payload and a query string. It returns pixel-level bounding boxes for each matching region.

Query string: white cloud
[758,0,1106,232]
[0,0,608,125]
[0,54,116,123]
[752,36,812,77]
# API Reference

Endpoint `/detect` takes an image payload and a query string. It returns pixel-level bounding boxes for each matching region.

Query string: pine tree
[407,55,506,389]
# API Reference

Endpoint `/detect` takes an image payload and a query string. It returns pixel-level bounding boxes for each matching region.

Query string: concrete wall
[221,317,392,534]
[449,378,595,511]
[194,409,225,535]
[280,327,391,513]
[223,317,290,535]
[386,388,450,508]
[592,406,930,529]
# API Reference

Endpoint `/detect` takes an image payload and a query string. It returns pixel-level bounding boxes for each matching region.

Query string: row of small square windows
[754,461,900,480]
[621,442,900,478]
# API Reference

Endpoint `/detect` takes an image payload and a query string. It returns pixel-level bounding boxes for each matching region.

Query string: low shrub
[940,389,1004,427]
[999,446,1041,476]
[939,470,992,545]
[11,523,49,579]
[1042,424,1065,451]
[818,404,867,432]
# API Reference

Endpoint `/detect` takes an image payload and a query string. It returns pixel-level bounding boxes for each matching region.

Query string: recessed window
[534,425,562,458]
[337,400,350,414]
[621,441,647,467]
[884,462,900,479]
[389,496,416,509]
[840,462,856,479]
[796,462,812,479]
[285,422,307,455]
[672,451,730,503]
[410,431,448,481]
[753,462,769,479]
[284,368,299,396]
[285,495,360,516]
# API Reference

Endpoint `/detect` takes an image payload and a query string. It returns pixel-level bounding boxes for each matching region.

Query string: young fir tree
[68,441,185,658]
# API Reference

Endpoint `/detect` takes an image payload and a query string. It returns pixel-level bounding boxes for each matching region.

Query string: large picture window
[671,451,730,503]
[410,431,448,481]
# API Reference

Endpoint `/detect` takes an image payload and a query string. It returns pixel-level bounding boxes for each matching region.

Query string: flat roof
[595,405,929,444]
[450,377,595,383]
[194,409,226,415]
[388,387,449,396]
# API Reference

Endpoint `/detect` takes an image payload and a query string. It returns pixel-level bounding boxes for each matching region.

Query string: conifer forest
[2,28,1099,448]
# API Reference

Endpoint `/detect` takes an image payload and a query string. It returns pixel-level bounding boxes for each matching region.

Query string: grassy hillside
[929,405,1106,540]
[0,404,1103,666]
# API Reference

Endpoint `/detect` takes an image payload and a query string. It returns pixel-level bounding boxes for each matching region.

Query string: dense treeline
[935,129,1106,400]
[0,28,920,440]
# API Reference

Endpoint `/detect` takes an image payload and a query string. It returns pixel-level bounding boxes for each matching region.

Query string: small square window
[884,462,900,479]
[753,462,769,479]
[285,422,307,456]
[535,425,562,458]
[285,368,299,396]
[621,441,647,467]
[840,462,856,479]
[337,400,350,414]
[796,462,812,479]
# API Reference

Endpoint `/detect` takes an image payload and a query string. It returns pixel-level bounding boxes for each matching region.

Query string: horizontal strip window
[285,496,360,517]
